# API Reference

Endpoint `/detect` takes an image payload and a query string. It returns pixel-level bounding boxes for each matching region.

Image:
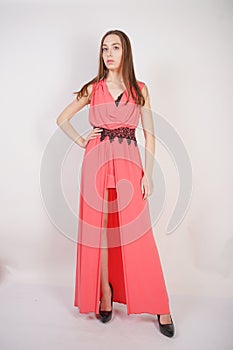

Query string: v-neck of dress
[104,78,126,106]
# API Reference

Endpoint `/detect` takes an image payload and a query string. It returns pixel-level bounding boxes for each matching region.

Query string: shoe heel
[109,282,113,304]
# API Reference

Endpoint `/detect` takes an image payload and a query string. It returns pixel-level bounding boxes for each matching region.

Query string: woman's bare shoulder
[137,80,147,91]
[86,82,95,103]
[136,81,151,111]
[137,80,149,97]
[87,80,103,103]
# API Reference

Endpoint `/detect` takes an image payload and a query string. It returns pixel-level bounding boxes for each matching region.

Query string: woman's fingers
[141,175,154,200]
[143,175,154,199]
[92,128,103,138]
[93,127,103,133]
[84,128,103,147]
[141,178,148,200]
[143,184,148,200]
[87,128,103,140]
[141,179,144,195]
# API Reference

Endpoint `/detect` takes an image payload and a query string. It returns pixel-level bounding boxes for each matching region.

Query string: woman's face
[102,34,123,72]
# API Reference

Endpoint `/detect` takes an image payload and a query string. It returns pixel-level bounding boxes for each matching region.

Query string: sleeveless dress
[74,78,171,315]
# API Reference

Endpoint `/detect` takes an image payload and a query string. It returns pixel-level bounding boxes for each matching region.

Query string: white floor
[0,279,232,350]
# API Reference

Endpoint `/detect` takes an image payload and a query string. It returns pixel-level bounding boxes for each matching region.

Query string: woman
[56,29,175,337]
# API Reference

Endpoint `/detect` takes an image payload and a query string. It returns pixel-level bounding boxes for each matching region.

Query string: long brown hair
[73,29,145,106]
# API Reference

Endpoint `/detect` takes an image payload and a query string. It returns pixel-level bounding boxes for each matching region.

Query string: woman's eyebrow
[102,42,121,46]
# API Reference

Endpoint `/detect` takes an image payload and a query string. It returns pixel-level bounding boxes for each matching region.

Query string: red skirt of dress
[74,133,171,315]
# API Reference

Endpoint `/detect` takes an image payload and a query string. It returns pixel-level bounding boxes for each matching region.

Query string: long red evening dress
[74,78,171,315]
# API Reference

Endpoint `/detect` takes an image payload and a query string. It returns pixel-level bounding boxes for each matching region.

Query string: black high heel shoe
[98,282,113,323]
[157,314,175,337]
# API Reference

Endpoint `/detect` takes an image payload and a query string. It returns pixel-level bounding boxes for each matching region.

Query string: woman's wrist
[76,137,86,148]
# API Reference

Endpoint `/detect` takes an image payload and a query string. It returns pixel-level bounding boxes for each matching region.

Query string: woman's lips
[107,60,114,63]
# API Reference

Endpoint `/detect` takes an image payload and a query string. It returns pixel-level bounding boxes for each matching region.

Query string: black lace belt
[93,125,137,146]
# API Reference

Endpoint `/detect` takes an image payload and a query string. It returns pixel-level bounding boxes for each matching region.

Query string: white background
[0,0,232,349]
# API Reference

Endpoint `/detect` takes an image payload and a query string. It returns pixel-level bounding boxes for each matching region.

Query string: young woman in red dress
[56,29,175,338]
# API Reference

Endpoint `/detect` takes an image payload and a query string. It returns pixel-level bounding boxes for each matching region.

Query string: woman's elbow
[56,118,62,126]
[56,115,67,126]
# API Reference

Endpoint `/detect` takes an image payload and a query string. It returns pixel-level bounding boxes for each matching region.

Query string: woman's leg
[100,188,112,311]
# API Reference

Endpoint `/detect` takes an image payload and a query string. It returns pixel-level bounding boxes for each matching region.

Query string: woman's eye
[102,46,119,51]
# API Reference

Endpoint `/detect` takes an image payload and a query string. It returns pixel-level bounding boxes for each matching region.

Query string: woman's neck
[106,70,123,84]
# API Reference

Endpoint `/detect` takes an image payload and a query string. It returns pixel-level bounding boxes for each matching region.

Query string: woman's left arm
[140,83,155,200]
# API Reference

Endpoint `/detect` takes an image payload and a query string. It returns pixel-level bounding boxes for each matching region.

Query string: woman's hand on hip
[79,127,103,148]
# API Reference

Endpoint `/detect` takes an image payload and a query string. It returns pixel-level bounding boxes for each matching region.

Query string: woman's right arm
[56,83,102,148]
